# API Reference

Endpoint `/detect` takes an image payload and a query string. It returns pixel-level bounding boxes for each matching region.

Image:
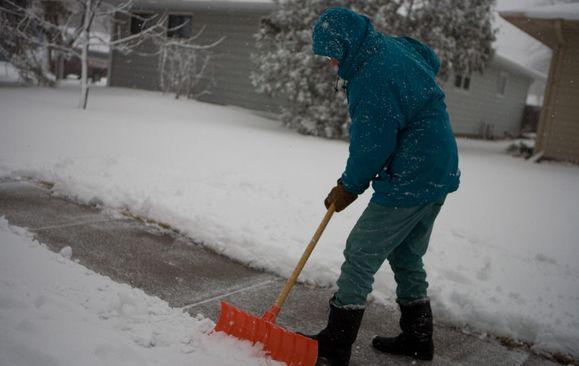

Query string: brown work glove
[324,180,357,212]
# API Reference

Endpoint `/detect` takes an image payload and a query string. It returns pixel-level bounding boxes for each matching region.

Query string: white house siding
[442,63,532,137]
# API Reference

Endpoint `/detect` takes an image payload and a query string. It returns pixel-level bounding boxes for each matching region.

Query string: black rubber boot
[303,302,365,366]
[372,299,434,361]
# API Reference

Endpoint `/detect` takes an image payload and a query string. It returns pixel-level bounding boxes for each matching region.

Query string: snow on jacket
[312,7,460,207]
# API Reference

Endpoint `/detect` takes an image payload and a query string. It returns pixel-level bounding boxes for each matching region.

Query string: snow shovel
[214,204,336,366]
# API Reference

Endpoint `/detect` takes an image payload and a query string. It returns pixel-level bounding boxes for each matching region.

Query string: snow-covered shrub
[251,0,496,139]
[0,0,61,86]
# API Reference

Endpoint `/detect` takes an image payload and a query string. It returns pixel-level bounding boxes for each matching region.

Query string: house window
[130,13,154,34]
[454,74,471,90]
[498,73,508,96]
[168,15,192,38]
[463,76,471,90]
[260,17,281,34]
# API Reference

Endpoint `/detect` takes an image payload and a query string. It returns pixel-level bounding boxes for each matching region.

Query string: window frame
[454,74,471,92]
[130,13,155,35]
[167,14,193,39]
[454,74,463,89]
[463,76,471,91]
[497,72,508,97]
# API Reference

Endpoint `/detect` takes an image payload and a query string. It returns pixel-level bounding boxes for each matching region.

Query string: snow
[501,2,579,21]
[89,31,112,53]
[494,53,546,81]
[0,62,24,84]
[0,216,279,366]
[494,0,550,63]
[1,85,579,359]
[494,0,554,103]
[58,245,73,259]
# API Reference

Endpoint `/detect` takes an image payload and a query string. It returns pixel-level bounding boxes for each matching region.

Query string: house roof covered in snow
[494,53,546,81]
[500,3,579,21]
[110,0,274,12]
[500,3,579,49]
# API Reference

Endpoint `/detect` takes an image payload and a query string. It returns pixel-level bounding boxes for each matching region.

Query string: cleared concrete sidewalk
[0,179,560,366]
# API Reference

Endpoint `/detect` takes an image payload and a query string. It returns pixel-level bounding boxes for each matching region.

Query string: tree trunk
[79,0,92,110]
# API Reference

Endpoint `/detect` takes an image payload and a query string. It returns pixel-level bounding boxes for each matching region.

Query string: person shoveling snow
[302,7,460,365]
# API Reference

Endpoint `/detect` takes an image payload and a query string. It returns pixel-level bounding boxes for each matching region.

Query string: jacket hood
[397,36,441,75]
[312,7,373,79]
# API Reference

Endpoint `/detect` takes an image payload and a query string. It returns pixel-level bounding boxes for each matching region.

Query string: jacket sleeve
[340,87,404,195]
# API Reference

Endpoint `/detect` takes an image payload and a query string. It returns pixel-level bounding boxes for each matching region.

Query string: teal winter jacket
[312,7,460,207]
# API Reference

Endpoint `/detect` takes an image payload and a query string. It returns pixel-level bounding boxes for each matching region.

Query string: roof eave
[500,10,579,49]
[500,13,560,49]
[106,0,276,13]
[494,53,546,82]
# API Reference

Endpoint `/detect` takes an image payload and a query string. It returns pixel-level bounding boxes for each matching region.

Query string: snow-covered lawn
[0,218,277,365]
[1,85,578,359]
[0,62,24,84]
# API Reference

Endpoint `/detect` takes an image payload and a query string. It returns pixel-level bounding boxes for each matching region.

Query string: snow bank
[0,62,23,84]
[0,217,279,366]
[1,85,578,359]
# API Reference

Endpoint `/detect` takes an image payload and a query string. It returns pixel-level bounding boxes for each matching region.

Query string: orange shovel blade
[214,301,318,366]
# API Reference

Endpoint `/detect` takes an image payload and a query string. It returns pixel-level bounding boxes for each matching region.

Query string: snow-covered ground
[1,85,578,359]
[0,217,278,365]
[0,62,24,84]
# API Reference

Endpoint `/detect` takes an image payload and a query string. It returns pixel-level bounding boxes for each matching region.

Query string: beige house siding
[501,11,579,163]
[539,32,579,162]
[442,64,531,137]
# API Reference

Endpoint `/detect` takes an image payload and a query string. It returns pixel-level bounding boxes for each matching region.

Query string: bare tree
[0,0,167,109]
[158,25,224,100]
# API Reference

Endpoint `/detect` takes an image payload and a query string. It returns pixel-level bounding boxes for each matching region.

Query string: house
[501,3,579,163]
[442,54,544,138]
[109,1,275,113]
[108,0,544,138]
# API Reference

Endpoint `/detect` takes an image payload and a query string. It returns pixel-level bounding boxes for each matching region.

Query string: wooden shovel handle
[273,204,336,309]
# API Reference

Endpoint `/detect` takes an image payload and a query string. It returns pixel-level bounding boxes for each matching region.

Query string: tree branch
[163,36,226,50]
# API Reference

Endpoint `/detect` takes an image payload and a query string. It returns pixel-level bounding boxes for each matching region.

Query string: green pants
[333,199,444,307]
